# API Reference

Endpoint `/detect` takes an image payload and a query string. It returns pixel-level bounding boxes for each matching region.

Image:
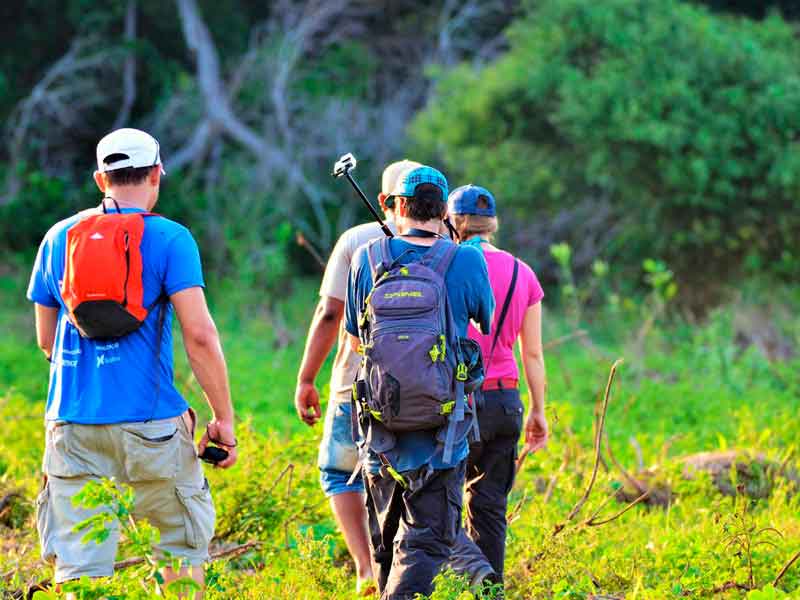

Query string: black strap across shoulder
[486,258,519,373]
[401,228,442,239]
[147,294,169,421]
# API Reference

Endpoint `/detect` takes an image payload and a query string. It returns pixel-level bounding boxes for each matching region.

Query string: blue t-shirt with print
[345,238,495,473]
[27,207,205,424]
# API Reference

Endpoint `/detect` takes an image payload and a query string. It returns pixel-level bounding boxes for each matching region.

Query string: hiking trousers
[450,388,523,581]
[364,461,466,600]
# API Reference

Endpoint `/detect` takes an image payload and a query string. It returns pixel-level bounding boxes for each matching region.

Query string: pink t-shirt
[468,249,544,381]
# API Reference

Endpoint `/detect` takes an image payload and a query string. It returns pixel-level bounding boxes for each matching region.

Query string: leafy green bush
[411,0,800,295]
[0,170,87,253]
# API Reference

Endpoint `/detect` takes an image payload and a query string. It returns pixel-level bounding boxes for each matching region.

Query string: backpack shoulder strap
[367,237,392,282]
[422,239,458,278]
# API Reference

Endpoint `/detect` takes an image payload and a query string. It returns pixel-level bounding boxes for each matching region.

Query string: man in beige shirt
[294,160,420,593]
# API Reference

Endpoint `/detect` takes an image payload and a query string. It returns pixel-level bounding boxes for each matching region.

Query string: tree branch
[112,0,138,130]
[175,0,270,158]
[553,359,623,536]
[774,548,800,588]
[585,490,650,527]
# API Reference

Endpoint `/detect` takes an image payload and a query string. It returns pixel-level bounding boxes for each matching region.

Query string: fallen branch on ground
[113,540,262,571]
[22,541,263,598]
[681,581,753,596]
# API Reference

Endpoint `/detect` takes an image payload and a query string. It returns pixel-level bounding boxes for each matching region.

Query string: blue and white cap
[448,184,496,217]
[390,165,449,201]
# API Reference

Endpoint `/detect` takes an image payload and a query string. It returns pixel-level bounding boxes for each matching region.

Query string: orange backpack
[61,204,159,339]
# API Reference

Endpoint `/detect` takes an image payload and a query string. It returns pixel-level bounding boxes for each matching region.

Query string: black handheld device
[199,446,229,464]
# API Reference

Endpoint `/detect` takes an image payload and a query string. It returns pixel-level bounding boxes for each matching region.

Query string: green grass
[0,270,799,599]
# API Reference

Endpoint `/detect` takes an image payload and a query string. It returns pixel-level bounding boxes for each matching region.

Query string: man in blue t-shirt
[344,166,495,599]
[27,128,237,595]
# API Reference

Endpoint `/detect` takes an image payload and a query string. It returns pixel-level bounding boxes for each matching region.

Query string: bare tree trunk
[112,0,138,130]
[175,0,271,158]
[173,0,341,247]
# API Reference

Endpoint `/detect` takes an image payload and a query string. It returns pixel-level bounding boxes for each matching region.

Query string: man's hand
[198,419,238,469]
[522,409,549,456]
[295,381,321,426]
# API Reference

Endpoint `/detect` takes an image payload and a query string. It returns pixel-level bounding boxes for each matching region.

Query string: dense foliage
[3,1,799,306]
[0,0,514,296]
[411,0,800,301]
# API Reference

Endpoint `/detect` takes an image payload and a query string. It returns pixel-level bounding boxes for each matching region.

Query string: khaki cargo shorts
[36,409,215,583]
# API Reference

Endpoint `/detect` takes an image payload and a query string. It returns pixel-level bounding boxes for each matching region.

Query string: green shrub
[0,170,87,253]
[411,0,800,294]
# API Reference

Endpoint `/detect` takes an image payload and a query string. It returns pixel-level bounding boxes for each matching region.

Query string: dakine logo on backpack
[61,201,161,339]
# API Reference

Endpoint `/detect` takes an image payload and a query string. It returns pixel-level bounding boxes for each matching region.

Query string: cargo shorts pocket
[176,479,215,550]
[44,424,91,478]
[120,420,180,482]
[36,484,55,562]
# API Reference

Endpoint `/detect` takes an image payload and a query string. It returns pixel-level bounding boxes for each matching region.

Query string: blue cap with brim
[390,165,449,201]
[448,184,496,217]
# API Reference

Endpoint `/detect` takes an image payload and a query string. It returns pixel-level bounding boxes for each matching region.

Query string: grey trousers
[449,388,524,583]
[364,461,466,600]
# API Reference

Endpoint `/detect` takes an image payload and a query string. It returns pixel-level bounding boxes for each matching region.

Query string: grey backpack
[352,237,477,466]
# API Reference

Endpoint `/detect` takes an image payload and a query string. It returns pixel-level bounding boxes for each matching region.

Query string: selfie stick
[332,153,394,238]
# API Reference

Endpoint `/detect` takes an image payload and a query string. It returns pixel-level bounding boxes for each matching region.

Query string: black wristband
[206,424,237,447]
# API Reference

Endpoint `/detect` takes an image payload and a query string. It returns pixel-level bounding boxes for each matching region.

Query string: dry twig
[585,491,650,527]
[296,232,326,271]
[629,436,644,470]
[774,547,800,588]
[265,463,295,498]
[553,359,623,536]
[113,540,262,571]
[605,432,648,497]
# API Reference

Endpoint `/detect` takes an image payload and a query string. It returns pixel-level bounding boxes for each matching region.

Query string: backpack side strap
[366,237,392,283]
[442,376,467,465]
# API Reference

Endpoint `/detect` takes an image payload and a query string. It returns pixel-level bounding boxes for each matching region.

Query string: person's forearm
[522,354,546,414]
[185,330,233,422]
[34,304,58,359]
[297,301,341,384]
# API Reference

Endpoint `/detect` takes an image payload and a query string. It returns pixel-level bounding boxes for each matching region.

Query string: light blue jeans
[318,400,363,497]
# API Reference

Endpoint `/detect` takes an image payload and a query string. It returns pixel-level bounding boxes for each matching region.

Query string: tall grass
[0,269,798,598]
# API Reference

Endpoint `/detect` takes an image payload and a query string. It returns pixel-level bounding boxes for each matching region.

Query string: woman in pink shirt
[447,184,549,584]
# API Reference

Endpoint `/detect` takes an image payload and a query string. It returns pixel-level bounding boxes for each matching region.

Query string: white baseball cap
[96,128,166,174]
[381,159,422,195]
